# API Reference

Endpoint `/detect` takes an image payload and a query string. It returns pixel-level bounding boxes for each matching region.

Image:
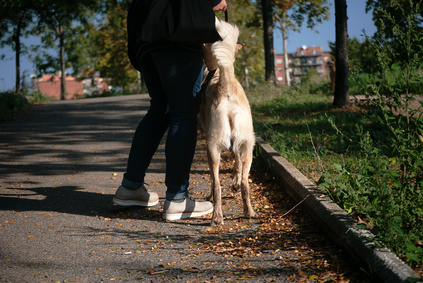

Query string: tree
[261,0,276,84]
[366,0,423,65]
[33,0,98,100]
[226,0,264,87]
[91,1,138,91]
[0,0,35,93]
[274,0,330,87]
[333,0,349,107]
[329,36,378,75]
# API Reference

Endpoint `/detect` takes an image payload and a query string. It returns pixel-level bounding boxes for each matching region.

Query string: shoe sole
[162,206,213,221]
[113,197,159,207]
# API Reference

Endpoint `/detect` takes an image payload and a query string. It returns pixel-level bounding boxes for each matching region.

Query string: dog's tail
[211,19,240,90]
[211,20,239,70]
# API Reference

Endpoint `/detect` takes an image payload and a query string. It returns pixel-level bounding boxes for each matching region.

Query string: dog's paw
[244,210,257,219]
[230,183,241,193]
[211,214,224,226]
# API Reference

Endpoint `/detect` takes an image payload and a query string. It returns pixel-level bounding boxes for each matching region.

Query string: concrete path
[0,94,370,282]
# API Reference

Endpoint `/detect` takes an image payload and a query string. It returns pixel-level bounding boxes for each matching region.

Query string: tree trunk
[282,13,290,87]
[14,20,22,94]
[333,0,350,107]
[262,0,276,84]
[59,33,66,100]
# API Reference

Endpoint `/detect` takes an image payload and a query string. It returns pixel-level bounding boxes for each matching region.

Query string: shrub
[0,92,29,122]
[318,0,423,265]
[28,92,52,104]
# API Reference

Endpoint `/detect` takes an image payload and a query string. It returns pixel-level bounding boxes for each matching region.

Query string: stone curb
[254,137,421,283]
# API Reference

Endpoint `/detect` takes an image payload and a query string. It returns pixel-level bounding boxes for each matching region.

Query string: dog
[199,19,256,226]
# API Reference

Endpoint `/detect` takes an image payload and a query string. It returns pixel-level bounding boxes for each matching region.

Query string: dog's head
[214,19,242,62]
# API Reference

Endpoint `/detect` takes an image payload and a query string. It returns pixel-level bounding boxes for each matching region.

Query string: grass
[248,82,423,273]
[248,84,365,181]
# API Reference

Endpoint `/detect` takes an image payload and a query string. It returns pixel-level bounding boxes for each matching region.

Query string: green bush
[0,92,29,122]
[318,0,423,266]
[251,1,423,266]
[28,92,52,103]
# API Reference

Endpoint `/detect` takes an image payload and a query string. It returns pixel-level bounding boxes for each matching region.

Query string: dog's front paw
[211,213,224,226]
[244,210,257,219]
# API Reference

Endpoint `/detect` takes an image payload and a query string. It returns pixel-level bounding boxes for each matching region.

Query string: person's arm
[210,0,227,11]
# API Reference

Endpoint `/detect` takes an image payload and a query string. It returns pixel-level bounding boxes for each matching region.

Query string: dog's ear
[235,44,242,58]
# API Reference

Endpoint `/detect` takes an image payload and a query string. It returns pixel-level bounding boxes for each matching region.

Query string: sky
[0,0,377,92]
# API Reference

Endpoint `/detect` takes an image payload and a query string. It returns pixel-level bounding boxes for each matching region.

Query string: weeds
[250,1,423,267]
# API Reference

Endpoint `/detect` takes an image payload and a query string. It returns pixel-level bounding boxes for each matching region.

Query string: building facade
[34,73,109,100]
[275,45,332,85]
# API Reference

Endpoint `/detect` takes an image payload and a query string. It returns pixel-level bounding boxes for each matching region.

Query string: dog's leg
[240,144,256,219]
[231,152,242,193]
[207,146,224,226]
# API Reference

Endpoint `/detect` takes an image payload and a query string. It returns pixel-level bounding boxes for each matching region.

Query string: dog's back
[202,20,255,154]
[200,20,256,226]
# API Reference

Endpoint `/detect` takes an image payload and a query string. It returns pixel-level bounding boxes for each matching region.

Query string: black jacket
[127,0,221,71]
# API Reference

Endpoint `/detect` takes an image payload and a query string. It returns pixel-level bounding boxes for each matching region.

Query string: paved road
[0,95,369,282]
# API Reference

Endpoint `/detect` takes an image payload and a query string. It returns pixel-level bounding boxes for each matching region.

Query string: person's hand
[213,0,227,11]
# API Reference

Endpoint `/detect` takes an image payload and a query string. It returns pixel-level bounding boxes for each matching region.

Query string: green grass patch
[248,84,423,269]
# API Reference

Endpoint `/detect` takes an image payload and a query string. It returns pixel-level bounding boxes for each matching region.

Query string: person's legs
[148,48,204,200]
[122,53,169,189]
[113,52,168,207]
[115,47,213,219]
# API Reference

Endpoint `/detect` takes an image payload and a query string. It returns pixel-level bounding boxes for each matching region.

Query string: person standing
[113,0,227,221]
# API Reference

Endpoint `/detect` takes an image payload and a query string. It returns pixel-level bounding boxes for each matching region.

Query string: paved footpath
[0,95,369,282]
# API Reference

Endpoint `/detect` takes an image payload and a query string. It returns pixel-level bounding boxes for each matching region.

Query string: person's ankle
[167,198,184,203]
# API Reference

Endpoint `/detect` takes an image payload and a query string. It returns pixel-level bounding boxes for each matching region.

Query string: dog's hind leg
[240,144,256,219]
[207,146,224,226]
[231,152,242,193]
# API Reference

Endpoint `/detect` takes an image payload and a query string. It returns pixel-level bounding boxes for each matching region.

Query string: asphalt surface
[0,94,373,282]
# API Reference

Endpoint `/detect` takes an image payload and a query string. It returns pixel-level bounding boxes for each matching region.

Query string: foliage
[252,0,423,266]
[0,0,38,93]
[227,0,265,86]
[274,0,331,32]
[250,0,423,261]
[366,0,423,65]
[30,0,100,99]
[0,91,29,121]
[89,1,138,91]
[329,37,379,75]
[251,81,423,268]
[27,91,52,103]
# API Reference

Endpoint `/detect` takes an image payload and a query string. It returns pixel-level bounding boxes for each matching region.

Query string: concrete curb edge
[254,137,421,283]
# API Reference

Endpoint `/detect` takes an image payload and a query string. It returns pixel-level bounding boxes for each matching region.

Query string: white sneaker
[113,185,159,207]
[162,198,213,220]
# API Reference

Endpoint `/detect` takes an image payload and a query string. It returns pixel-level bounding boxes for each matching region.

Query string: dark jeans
[122,47,204,200]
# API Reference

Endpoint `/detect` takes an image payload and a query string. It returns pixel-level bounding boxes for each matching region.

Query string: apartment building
[275,45,332,85]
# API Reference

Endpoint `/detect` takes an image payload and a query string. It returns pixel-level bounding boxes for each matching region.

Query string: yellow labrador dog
[200,19,256,226]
